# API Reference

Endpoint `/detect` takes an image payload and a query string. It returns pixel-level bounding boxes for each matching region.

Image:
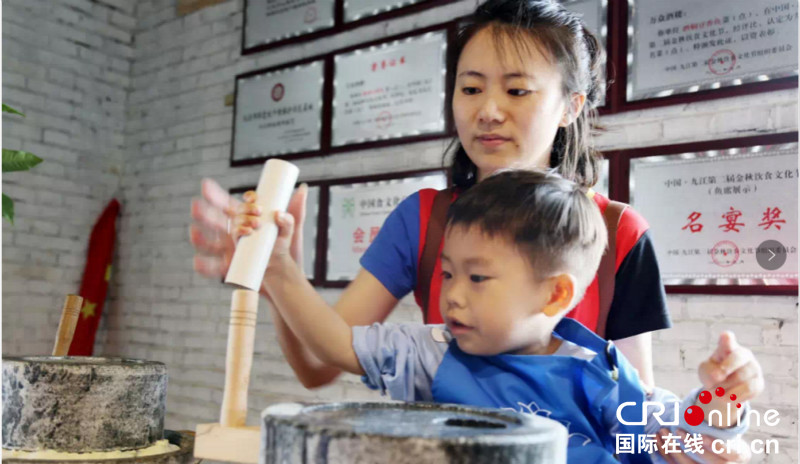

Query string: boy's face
[439,225,555,356]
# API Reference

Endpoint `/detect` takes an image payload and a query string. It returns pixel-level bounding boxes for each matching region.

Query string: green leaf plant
[2,104,43,224]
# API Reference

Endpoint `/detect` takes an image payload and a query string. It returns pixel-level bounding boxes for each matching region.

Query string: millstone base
[2,430,194,464]
[2,357,167,453]
[262,402,567,464]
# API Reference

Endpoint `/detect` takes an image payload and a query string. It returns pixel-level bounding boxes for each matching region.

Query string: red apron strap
[418,188,453,323]
[595,200,627,339]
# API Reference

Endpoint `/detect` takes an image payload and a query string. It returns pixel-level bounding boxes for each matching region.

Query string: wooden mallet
[194,159,299,463]
[52,294,83,356]
[194,289,261,463]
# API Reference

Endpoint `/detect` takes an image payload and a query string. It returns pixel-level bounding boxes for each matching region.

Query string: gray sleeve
[352,323,449,402]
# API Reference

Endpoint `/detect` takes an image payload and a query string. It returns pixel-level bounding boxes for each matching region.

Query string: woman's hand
[190,179,239,279]
[190,178,308,287]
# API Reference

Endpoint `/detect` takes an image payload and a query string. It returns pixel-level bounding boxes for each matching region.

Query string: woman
[192,2,747,461]
[195,0,662,383]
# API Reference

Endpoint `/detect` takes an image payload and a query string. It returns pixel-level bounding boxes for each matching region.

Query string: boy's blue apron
[431,318,651,464]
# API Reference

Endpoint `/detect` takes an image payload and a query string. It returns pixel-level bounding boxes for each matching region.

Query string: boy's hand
[234,184,307,266]
[698,331,764,404]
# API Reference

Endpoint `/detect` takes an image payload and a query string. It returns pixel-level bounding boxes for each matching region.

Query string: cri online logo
[616,387,782,455]
[616,386,741,427]
[617,386,779,429]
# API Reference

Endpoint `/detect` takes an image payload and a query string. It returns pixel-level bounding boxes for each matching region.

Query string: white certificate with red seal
[627,0,798,101]
[244,0,335,48]
[343,0,425,22]
[630,142,798,285]
[233,61,324,162]
[326,173,447,281]
[331,31,447,147]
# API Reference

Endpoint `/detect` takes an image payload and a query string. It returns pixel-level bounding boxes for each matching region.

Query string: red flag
[68,199,120,356]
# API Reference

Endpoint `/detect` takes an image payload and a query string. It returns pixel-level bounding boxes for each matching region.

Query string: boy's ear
[541,274,576,317]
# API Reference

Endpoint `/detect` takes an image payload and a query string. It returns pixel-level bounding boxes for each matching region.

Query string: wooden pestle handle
[52,294,83,356]
[220,289,259,427]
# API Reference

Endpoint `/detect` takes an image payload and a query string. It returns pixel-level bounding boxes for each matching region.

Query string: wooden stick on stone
[221,288,258,427]
[194,289,261,463]
[52,294,83,356]
[196,159,299,463]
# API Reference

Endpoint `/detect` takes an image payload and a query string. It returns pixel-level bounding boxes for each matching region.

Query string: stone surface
[2,430,194,464]
[261,402,567,463]
[2,357,167,452]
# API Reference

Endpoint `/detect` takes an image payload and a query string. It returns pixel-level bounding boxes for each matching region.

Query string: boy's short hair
[446,169,608,304]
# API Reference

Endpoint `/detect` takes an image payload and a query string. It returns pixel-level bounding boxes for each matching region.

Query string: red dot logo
[715,387,725,397]
[684,406,705,427]
[730,394,737,401]
[698,390,712,404]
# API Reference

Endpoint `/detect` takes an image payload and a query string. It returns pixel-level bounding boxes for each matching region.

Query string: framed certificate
[232,60,325,166]
[242,0,335,54]
[629,136,798,292]
[626,0,799,102]
[324,170,447,282]
[230,182,322,283]
[331,30,448,147]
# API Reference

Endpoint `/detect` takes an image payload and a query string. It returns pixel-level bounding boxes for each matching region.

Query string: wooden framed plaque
[626,0,798,102]
[629,138,798,291]
[232,60,325,165]
[331,30,449,147]
[242,0,335,53]
[324,170,447,282]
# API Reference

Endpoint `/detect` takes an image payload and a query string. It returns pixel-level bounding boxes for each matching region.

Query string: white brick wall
[2,0,134,355]
[2,0,797,461]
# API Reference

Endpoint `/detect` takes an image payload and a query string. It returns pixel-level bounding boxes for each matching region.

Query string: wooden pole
[194,289,261,463]
[52,294,83,356]
[220,289,258,427]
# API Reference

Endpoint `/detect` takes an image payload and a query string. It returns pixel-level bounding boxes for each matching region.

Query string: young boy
[263,170,763,463]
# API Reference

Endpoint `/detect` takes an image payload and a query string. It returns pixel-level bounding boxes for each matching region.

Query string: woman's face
[452,28,571,181]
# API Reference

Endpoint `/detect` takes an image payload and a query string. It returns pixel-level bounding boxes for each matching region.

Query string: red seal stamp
[271,83,285,102]
[375,111,392,129]
[304,6,318,24]
[711,240,739,267]
[708,49,736,75]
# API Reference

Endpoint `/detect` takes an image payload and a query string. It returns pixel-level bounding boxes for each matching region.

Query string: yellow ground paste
[2,439,179,460]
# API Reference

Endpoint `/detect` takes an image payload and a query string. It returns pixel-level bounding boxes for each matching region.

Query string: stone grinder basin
[262,401,568,463]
